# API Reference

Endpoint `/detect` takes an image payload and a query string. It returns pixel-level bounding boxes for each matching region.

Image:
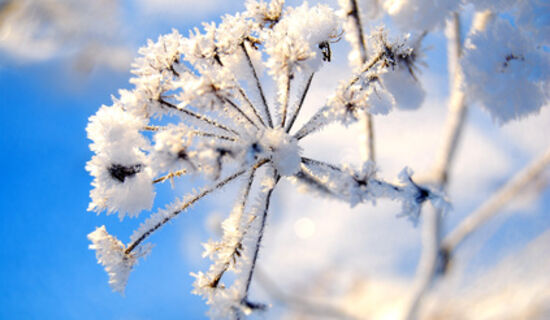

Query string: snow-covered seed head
[85,1,455,317]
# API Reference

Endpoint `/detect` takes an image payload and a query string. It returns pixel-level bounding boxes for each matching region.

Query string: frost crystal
[88,226,147,293]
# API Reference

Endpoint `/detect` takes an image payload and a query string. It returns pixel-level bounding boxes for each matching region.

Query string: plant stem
[241,42,273,128]
[442,146,550,255]
[243,172,280,300]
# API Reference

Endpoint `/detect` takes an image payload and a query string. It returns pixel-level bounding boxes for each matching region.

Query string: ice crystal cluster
[85,0,549,318]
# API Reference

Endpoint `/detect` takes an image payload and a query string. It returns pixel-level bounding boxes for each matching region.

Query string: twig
[432,12,466,185]
[431,10,493,184]
[405,11,517,319]
[191,131,237,142]
[153,169,187,184]
[219,95,261,130]
[158,98,241,137]
[126,159,269,254]
[143,125,160,132]
[362,114,375,162]
[241,42,273,128]
[285,72,314,133]
[242,173,280,302]
[207,168,258,288]
[347,0,368,62]
[346,0,375,162]
[295,167,338,197]
[442,147,550,255]
[294,51,385,141]
[405,13,463,319]
[405,205,442,320]
[280,68,292,128]
[236,85,267,127]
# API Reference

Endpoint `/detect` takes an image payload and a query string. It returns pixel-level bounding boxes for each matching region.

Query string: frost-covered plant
[85,0,550,319]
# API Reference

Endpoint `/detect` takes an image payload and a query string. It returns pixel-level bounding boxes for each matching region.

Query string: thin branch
[208,167,258,288]
[442,146,550,256]
[293,105,331,141]
[294,52,385,142]
[362,113,375,162]
[295,167,338,197]
[405,205,442,320]
[191,131,237,142]
[144,125,236,142]
[432,11,466,185]
[236,85,267,127]
[347,0,368,63]
[241,42,273,128]
[211,43,267,128]
[405,12,501,319]
[126,159,269,254]
[143,125,160,132]
[285,72,314,133]
[158,98,241,137]
[346,0,375,162]
[301,157,403,194]
[350,51,384,86]
[243,172,280,302]
[301,157,343,172]
[219,95,260,130]
[298,158,437,209]
[431,10,493,184]
[404,13,463,319]
[153,169,187,184]
[280,68,292,128]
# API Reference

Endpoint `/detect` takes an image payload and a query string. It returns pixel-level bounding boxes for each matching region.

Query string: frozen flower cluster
[82,0,550,318]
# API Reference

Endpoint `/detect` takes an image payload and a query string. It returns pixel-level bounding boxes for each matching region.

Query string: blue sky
[0,60,213,318]
[1,1,550,319]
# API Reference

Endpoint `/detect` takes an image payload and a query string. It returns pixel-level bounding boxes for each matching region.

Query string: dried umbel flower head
[85,0,446,318]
